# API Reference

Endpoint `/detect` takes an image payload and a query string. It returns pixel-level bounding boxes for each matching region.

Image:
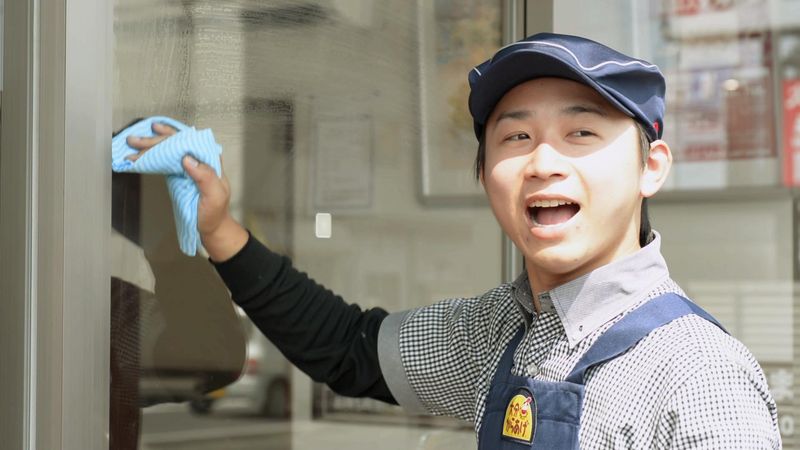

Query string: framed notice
[417,0,501,204]
[312,117,373,211]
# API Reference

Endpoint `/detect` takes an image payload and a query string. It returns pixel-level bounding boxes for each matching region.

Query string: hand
[180,154,232,236]
[127,121,248,261]
[182,156,248,262]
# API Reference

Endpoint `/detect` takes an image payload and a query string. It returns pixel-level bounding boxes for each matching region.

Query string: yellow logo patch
[502,392,535,443]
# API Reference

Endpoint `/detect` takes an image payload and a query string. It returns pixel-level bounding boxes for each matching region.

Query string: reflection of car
[189,308,291,417]
[110,275,246,410]
[111,171,247,412]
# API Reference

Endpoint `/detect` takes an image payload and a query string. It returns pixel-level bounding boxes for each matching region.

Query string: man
[126,33,781,448]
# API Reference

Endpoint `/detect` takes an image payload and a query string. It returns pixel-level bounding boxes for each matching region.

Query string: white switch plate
[315,213,332,238]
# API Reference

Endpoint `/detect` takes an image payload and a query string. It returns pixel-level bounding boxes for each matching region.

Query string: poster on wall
[782,79,800,187]
[312,117,374,211]
[417,0,500,204]
[658,26,779,190]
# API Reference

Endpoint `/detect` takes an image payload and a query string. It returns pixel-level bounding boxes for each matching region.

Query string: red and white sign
[668,0,767,38]
[782,79,800,187]
[673,0,734,16]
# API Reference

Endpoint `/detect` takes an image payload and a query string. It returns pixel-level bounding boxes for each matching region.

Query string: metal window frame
[1,0,112,449]
[1,0,34,447]
[500,0,553,283]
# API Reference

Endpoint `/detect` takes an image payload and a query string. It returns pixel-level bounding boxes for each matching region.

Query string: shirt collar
[511,231,670,348]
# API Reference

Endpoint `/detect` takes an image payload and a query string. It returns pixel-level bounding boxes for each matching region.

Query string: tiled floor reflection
[291,421,475,450]
[140,404,476,450]
[141,403,291,450]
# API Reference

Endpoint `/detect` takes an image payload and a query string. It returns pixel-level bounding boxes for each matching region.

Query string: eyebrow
[560,103,608,117]
[495,109,533,124]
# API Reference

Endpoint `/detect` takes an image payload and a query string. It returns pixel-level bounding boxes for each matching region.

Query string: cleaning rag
[111,116,222,256]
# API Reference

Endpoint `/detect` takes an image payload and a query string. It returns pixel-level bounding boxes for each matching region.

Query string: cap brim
[469,50,636,133]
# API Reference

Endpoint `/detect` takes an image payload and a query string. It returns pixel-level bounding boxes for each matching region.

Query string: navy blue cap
[468,33,665,142]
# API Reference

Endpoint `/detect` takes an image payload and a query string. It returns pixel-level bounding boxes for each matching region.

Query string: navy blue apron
[477,293,726,449]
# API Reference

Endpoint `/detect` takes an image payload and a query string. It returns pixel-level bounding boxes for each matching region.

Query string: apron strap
[565,293,726,385]
[495,327,526,379]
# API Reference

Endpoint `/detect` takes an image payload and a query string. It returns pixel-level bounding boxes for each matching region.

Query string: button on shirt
[377,233,781,448]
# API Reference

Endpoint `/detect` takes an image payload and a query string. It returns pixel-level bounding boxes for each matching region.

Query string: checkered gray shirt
[378,233,781,448]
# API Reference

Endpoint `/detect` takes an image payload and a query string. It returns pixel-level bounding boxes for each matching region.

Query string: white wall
[651,197,794,364]
[554,0,651,59]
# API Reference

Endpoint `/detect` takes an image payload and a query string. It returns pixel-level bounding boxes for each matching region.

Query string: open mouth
[527,199,580,227]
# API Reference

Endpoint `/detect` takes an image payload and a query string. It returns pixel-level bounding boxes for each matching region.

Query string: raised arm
[126,121,396,403]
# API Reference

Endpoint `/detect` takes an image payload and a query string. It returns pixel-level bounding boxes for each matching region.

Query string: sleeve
[212,233,397,404]
[378,289,514,422]
[655,361,781,449]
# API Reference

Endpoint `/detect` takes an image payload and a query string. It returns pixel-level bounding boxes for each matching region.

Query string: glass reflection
[112,0,501,448]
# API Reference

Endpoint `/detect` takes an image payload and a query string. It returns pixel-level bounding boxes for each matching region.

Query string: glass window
[554,0,798,446]
[111,0,503,448]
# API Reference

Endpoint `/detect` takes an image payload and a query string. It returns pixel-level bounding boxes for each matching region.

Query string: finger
[126,121,177,151]
[220,173,231,194]
[152,122,179,137]
[183,155,224,196]
[124,135,165,161]
[217,156,231,191]
[126,134,169,151]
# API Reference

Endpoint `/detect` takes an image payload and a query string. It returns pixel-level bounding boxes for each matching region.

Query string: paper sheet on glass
[313,118,373,210]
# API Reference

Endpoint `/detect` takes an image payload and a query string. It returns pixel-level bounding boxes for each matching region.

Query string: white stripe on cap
[472,39,662,76]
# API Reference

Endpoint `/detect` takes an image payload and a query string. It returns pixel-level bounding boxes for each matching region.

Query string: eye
[569,129,596,138]
[505,132,530,142]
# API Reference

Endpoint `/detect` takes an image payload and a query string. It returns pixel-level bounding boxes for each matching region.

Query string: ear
[640,140,672,198]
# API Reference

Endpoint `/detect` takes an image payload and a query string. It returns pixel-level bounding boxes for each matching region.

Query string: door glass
[111,1,502,448]
[551,0,798,446]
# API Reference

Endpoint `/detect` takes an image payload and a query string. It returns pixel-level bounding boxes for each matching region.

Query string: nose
[524,142,568,181]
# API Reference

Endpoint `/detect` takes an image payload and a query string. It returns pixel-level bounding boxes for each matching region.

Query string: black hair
[474,121,653,247]
[633,122,653,247]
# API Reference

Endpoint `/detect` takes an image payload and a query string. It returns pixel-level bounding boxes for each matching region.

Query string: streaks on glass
[237,2,330,27]
[114,0,196,125]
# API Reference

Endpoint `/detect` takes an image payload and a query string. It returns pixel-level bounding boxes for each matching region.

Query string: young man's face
[481,77,655,292]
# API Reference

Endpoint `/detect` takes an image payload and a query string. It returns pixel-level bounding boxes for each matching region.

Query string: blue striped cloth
[111,116,222,256]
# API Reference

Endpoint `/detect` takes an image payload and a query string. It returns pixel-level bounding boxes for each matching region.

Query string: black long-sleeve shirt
[212,233,397,404]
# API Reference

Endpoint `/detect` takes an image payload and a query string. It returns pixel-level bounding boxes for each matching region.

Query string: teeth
[529,200,573,208]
